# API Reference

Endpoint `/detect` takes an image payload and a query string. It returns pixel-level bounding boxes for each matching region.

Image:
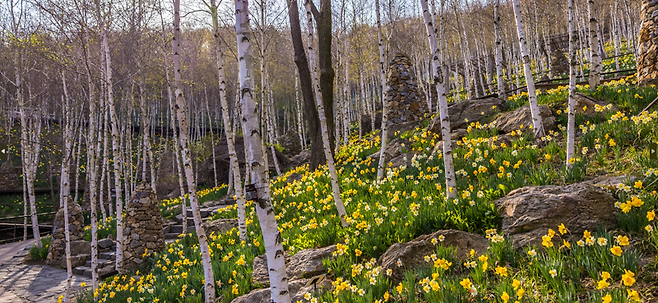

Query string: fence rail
[0,212,56,245]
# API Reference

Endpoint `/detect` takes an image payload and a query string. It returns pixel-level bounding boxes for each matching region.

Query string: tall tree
[588,0,602,90]
[494,0,506,99]
[566,0,577,167]
[421,0,457,199]
[234,0,291,302]
[286,0,324,171]
[172,0,216,301]
[512,0,545,139]
[304,0,349,227]
[375,0,390,181]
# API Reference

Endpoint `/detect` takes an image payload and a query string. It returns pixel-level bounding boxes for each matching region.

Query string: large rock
[493,105,556,134]
[638,0,658,86]
[47,197,85,267]
[278,130,302,157]
[574,93,615,116]
[367,138,410,164]
[361,112,382,135]
[231,279,317,303]
[252,245,336,286]
[201,219,238,237]
[495,182,618,249]
[379,230,489,284]
[290,150,311,166]
[427,97,508,135]
[386,53,427,125]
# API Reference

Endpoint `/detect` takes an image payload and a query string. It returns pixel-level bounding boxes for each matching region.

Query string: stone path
[0,241,91,303]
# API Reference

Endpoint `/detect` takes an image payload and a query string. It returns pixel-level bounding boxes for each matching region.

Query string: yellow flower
[501,291,510,303]
[516,287,525,299]
[459,278,473,290]
[80,282,87,287]
[355,249,362,257]
[512,279,521,290]
[558,223,568,235]
[596,279,609,289]
[610,245,622,257]
[602,294,612,303]
[621,269,636,287]
[627,289,640,302]
[616,235,629,246]
[495,266,508,277]
[647,210,655,221]
[634,180,643,189]
[601,271,611,280]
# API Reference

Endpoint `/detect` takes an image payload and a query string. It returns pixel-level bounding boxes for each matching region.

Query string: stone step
[165,233,181,240]
[186,208,210,218]
[170,224,196,234]
[73,266,91,277]
[100,252,116,260]
[85,258,112,268]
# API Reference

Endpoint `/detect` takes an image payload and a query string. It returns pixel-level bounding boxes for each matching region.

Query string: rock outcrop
[278,130,302,157]
[493,105,556,134]
[495,182,618,249]
[427,96,508,135]
[252,245,336,286]
[379,230,489,284]
[121,182,165,273]
[638,0,658,86]
[231,279,318,303]
[201,219,237,237]
[367,138,410,164]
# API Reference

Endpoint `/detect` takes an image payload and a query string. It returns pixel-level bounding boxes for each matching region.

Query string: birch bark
[172,0,216,300]
[304,0,349,227]
[494,0,506,99]
[567,0,577,167]
[375,0,390,181]
[210,0,248,241]
[420,0,457,199]
[234,0,291,301]
[512,0,545,138]
[588,0,602,90]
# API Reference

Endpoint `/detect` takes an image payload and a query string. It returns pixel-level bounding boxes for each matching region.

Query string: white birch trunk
[588,0,602,90]
[512,0,545,138]
[234,1,291,302]
[566,0,577,167]
[172,1,215,300]
[59,84,74,302]
[304,0,350,227]
[375,0,390,181]
[421,0,457,199]
[494,0,506,98]
[210,0,248,241]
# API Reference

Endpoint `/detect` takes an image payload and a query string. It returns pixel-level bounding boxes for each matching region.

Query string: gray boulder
[493,105,556,134]
[252,245,336,286]
[427,97,508,135]
[495,182,618,249]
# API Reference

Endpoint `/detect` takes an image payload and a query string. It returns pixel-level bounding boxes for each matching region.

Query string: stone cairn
[121,182,165,273]
[47,197,84,266]
[386,53,427,125]
[638,0,658,86]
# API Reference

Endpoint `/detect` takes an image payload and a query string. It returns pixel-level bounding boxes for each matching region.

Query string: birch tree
[420,0,457,199]
[494,0,505,99]
[59,75,75,302]
[234,0,291,302]
[207,0,248,241]
[588,0,602,90]
[172,0,216,301]
[566,0,577,167]
[305,0,349,228]
[375,0,390,182]
[512,0,545,139]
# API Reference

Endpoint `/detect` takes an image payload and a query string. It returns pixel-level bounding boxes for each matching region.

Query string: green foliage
[29,235,51,260]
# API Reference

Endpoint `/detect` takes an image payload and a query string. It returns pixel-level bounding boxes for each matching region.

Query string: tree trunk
[172,1,215,301]
[59,78,74,302]
[287,0,324,171]
[512,0,545,139]
[210,0,247,241]
[305,0,350,227]
[494,0,506,99]
[234,1,291,302]
[421,0,457,199]
[375,0,390,181]
[567,0,577,167]
[588,0,602,90]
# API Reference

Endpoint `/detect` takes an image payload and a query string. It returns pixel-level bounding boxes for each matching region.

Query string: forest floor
[0,240,90,303]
